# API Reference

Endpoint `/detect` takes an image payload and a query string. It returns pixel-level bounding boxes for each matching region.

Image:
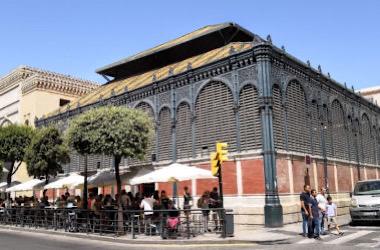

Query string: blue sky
[1,1,379,89]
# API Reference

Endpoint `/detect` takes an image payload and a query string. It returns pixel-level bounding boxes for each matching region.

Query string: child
[326,196,344,236]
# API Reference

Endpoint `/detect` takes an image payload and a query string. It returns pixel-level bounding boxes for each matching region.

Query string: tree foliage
[66,106,154,159]
[0,124,34,186]
[25,126,70,183]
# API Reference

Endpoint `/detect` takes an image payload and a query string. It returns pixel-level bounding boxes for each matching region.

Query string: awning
[6,179,45,192]
[129,163,215,185]
[44,173,84,189]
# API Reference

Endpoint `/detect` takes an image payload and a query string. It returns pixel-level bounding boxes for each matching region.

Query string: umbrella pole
[172,181,178,207]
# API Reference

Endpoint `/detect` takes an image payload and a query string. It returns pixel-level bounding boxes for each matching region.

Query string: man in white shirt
[140,193,155,216]
[316,188,327,235]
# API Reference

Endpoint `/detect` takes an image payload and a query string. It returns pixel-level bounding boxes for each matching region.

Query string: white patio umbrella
[87,168,130,187]
[130,163,215,206]
[0,181,21,192]
[129,163,215,185]
[6,179,45,192]
[44,173,84,189]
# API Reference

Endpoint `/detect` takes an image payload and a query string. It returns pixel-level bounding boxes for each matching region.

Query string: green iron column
[254,44,283,227]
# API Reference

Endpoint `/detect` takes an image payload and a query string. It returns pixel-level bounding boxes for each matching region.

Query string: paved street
[0,225,379,250]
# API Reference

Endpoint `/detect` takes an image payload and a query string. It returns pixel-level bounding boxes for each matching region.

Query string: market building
[37,23,380,226]
[0,66,98,190]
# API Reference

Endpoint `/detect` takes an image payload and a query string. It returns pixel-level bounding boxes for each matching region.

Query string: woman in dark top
[183,186,192,210]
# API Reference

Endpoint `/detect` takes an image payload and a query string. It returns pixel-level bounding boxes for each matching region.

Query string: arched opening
[194,81,237,155]
[239,84,262,151]
[285,81,310,153]
[157,107,172,161]
[176,102,192,159]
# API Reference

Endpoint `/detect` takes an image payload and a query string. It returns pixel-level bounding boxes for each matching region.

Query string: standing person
[316,187,327,235]
[140,193,155,216]
[300,184,312,237]
[140,193,155,235]
[310,189,321,239]
[160,190,170,210]
[183,186,192,211]
[326,196,344,235]
[198,191,211,233]
[210,187,221,231]
[120,190,131,210]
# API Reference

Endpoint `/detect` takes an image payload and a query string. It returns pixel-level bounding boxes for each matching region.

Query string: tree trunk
[83,154,88,210]
[114,155,123,234]
[6,161,15,205]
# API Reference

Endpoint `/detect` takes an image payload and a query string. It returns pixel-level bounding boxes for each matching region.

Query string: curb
[0,225,289,245]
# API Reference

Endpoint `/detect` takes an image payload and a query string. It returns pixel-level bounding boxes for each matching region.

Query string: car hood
[353,194,380,206]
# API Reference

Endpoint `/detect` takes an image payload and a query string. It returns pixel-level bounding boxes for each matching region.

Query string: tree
[25,126,70,184]
[66,106,153,232]
[0,124,34,188]
[0,161,3,179]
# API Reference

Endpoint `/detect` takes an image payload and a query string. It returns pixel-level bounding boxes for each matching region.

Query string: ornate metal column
[254,44,283,227]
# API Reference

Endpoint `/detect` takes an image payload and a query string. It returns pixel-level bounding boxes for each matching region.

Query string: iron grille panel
[272,85,286,150]
[321,106,333,158]
[129,102,156,166]
[194,81,237,156]
[331,100,349,160]
[176,102,192,159]
[239,84,262,151]
[285,81,310,153]
[158,107,172,161]
[310,102,322,156]
[362,115,374,164]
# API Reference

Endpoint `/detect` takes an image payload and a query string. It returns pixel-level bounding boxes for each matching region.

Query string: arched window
[351,118,362,163]
[272,85,285,150]
[157,107,172,161]
[331,100,348,160]
[176,102,192,159]
[132,102,156,165]
[361,114,374,164]
[239,84,262,151]
[285,81,310,153]
[194,81,237,155]
[310,100,322,156]
[320,105,333,158]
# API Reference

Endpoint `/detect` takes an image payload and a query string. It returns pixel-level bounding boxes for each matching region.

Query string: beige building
[0,65,98,184]
[359,86,380,106]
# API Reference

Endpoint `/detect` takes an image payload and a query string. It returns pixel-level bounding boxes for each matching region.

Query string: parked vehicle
[350,179,380,223]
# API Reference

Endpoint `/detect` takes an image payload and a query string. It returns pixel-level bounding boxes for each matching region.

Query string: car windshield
[354,181,380,195]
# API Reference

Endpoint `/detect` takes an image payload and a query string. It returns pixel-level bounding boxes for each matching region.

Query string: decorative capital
[253,44,272,61]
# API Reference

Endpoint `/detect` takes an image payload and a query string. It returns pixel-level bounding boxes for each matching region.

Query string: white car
[350,179,380,223]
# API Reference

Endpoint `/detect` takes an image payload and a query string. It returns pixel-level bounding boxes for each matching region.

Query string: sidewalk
[0,214,351,245]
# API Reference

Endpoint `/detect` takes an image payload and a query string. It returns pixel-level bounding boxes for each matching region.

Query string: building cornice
[0,65,99,97]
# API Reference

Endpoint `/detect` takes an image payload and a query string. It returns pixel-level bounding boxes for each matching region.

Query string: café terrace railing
[0,207,231,239]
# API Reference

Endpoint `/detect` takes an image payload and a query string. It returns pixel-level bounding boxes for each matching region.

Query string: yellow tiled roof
[51,42,253,115]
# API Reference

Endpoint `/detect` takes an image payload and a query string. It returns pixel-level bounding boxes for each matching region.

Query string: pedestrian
[326,196,344,236]
[300,184,312,237]
[316,187,327,235]
[183,186,192,211]
[198,191,211,233]
[310,189,321,239]
[183,187,192,208]
[140,193,155,235]
[210,187,221,231]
